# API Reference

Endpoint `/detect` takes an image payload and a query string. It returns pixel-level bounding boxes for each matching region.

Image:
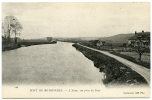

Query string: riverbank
[2,43,21,51]
[2,41,57,51]
[80,42,150,69]
[72,43,148,87]
[19,41,57,47]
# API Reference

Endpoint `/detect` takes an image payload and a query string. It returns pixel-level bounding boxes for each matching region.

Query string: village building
[128,31,150,48]
[89,40,104,46]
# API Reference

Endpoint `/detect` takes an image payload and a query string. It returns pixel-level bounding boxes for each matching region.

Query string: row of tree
[2,16,22,44]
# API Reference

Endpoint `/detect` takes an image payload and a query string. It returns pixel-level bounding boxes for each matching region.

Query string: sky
[2,2,150,39]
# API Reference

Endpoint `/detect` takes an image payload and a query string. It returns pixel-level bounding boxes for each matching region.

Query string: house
[89,40,104,46]
[128,31,150,48]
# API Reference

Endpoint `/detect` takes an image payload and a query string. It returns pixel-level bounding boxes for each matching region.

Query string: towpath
[77,43,150,85]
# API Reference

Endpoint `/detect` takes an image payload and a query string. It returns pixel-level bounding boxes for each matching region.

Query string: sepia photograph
[1,2,150,98]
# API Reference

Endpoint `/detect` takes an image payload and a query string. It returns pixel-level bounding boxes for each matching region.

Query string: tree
[102,41,105,49]
[11,21,22,43]
[102,41,105,46]
[2,16,22,44]
[123,43,127,47]
[135,44,145,61]
[134,35,149,61]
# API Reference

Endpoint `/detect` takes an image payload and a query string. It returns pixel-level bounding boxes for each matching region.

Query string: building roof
[129,32,150,40]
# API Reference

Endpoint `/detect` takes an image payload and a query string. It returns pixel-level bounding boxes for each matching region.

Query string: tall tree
[2,16,22,43]
[134,35,150,61]
[102,41,105,46]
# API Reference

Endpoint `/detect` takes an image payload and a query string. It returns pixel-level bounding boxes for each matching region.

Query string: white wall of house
[128,40,150,48]
[128,40,132,45]
[96,41,103,46]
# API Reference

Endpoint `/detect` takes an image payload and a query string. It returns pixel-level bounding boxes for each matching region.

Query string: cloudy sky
[2,2,150,39]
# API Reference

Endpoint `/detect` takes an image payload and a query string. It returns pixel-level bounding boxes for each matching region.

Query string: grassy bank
[2,43,21,51]
[80,42,150,69]
[72,43,148,87]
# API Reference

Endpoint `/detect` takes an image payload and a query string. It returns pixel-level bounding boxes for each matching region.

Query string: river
[2,42,104,86]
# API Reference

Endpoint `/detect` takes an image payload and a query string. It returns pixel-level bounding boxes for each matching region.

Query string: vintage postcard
[2,2,150,98]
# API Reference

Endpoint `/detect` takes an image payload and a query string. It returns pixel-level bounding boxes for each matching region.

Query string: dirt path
[78,44,150,85]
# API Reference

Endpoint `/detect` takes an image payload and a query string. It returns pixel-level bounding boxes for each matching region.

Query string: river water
[2,42,103,86]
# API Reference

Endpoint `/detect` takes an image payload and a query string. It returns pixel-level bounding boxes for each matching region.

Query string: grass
[110,51,150,69]
[80,42,150,69]
[72,43,148,87]
[120,52,150,63]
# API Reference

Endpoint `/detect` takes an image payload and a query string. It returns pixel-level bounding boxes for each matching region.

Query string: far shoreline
[2,41,57,52]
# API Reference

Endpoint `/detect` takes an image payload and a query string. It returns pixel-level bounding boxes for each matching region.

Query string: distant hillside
[99,33,134,43]
[77,33,135,43]
[53,33,135,43]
